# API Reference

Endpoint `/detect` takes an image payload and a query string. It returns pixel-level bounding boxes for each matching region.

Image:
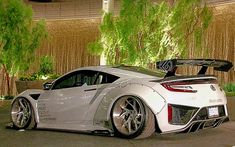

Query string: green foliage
[39,56,53,75]
[89,0,212,67]
[19,73,60,81]
[0,95,14,100]
[223,83,235,93]
[223,83,235,97]
[19,56,60,81]
[0,0,47,76]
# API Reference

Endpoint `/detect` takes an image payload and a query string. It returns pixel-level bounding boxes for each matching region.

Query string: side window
[95,72,119,84]
[52,70,99,90]
[81,70,99,86]
[53,73,77,89]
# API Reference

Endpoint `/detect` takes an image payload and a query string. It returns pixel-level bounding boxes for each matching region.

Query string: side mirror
[43,82,52,90]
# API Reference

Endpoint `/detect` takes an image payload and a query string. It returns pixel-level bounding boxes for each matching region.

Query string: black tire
[11,97,36,129]
[111,96,155,139]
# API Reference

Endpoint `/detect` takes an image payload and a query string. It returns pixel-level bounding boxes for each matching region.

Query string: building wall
[27,0,119,19]
[26,0,235,20]
[26,0,164,20]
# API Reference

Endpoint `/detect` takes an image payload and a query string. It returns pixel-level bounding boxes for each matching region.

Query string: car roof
[72,65,164,79]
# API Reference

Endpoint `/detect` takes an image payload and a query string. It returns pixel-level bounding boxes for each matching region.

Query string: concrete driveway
[1,100,235,147]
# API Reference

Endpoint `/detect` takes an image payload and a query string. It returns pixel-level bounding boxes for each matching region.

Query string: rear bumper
[162,116,229,134]
[158,104,228,134]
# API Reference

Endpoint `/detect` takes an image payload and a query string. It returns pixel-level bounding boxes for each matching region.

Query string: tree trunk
[2,65,11,96]
[167,0,175,6]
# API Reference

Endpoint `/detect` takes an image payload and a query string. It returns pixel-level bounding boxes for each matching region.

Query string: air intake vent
[30,94,41,100]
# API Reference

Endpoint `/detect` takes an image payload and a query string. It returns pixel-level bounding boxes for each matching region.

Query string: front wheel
[111,96,155,139]
[11,97,35,129]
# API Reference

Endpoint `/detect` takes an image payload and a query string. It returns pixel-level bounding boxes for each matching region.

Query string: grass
[223,83,235,97]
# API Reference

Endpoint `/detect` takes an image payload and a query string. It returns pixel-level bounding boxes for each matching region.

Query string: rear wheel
[11,97,36,129]
[111,96,155,139]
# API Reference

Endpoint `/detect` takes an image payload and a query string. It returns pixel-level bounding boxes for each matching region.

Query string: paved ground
[1,100,235,147]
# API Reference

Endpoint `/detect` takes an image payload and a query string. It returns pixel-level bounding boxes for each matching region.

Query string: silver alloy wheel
[11,98,32,128]
[112,96,145,135]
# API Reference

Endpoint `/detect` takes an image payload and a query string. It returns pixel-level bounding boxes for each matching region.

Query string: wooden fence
[0,19,101,96]
[178,5,235,84]
[0,4,235,96]
[30,19,101,74]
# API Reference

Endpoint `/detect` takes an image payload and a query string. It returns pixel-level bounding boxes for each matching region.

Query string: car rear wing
[156,59,233,77]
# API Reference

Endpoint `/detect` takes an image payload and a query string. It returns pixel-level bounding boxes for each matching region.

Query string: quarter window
[95,72,119,84]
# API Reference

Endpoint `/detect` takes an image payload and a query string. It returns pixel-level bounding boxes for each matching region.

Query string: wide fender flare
[93,83,166,128]
[11,90,43,124]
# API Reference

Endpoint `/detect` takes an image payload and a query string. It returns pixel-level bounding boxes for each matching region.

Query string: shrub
[0,95,14,100]
[39,56,53,75]
[19,56,60,81]
[223,83,235,93]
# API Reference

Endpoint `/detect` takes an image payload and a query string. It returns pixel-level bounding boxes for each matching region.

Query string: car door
[38,70,100,126]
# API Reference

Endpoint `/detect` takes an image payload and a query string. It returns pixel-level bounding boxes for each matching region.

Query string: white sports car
[10,59,233,139]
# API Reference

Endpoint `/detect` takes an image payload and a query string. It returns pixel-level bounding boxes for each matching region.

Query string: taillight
[161,81,197,93]
[168,104,172,123]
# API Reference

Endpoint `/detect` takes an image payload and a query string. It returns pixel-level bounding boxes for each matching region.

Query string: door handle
[84,88,97,92]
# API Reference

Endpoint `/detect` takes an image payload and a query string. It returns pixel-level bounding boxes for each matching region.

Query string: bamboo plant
[89,0,212,67]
